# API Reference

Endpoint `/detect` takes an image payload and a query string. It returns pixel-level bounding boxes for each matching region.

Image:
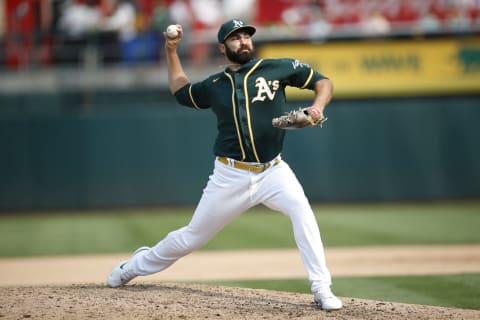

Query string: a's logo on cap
[232,19,244,28]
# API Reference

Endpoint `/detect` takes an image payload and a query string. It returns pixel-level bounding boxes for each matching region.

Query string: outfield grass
[1,201,479,310]
[0,201,478,257]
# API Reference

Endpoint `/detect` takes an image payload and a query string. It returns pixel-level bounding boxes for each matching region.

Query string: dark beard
[225,45,255,65]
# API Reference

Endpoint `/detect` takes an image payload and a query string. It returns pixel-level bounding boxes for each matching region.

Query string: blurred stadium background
[0,0,479,210]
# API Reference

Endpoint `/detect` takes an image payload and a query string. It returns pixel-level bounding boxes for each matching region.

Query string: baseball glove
[272,107,328,129]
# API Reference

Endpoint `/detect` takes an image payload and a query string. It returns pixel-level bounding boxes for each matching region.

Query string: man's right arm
[164,25,190,94]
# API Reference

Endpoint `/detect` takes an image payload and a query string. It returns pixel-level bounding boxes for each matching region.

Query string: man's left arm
[308,79,333,121]
[272,77,333,130]
[271,60,333,129]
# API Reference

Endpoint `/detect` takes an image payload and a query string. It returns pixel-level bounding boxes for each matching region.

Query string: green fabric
[174,58,326,162]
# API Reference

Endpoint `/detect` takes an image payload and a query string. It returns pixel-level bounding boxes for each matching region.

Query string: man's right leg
[107,160,252,286]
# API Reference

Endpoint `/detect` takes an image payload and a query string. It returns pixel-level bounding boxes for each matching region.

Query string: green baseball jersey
[174,58,327,163]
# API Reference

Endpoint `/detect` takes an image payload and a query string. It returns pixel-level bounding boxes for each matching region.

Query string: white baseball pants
[129,156,332,293]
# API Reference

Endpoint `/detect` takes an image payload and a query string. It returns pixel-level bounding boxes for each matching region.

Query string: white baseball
[166,25,179,39]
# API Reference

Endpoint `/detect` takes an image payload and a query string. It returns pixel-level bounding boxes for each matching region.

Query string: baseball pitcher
[107,19,342,311]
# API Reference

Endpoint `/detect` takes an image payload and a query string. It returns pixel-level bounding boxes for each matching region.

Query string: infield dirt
[1,244,479,319]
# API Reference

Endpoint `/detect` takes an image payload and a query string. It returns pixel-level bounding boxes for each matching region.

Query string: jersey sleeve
[174,81,211,109]
[282,58,328,90]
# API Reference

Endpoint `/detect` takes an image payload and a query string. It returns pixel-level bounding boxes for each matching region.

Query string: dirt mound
[2,283,479,320]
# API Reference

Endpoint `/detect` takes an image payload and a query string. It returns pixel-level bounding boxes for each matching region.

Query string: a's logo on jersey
[251,77,280,103]
[212,77,220,83]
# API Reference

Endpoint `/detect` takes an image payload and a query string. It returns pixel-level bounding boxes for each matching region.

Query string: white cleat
[314,288,343,311]
[106,246,150,288]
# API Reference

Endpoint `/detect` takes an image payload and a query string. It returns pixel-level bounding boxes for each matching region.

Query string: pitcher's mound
[1,282,478,319]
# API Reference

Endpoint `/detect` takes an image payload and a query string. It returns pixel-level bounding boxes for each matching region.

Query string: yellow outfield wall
[258,37,480,99]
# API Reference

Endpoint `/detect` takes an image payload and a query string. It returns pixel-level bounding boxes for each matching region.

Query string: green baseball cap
[217,19,256,43]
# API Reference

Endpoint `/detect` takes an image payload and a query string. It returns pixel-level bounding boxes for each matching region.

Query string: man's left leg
[259,161,342,310]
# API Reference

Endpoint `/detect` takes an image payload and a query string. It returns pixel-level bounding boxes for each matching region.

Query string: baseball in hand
[166,25,179,39]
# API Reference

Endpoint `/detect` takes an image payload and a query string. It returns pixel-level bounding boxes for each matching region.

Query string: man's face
[222,31,255,64]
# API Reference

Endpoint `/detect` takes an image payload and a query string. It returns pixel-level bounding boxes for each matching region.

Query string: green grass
[204,273,480,310]
[0,201,478,257]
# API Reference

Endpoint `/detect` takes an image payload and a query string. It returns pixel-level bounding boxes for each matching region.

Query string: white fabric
[129,158,332,292]
[102,3,136,41]
[58,4,102,38]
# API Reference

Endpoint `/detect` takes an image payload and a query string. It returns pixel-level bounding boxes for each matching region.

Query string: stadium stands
[0,0,479,69]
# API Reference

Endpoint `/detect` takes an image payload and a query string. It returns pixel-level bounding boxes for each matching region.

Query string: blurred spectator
[190,0,222,29]
[168,0,193,61]
[147,0,171,63]
[4,0,51,69]
[221,0,255,22]
[101,0,136,42]
[0,2,5,38]
[189,0,222,65]
[416,11,441,35]
[99,0,137,64]
[151,0,170,33]
[306,7,332,40]
[169,0,193,27]
[54,0,102,64]
[57,0,101,40]
[281,2,313,27]
[445,5,472,32]
[360,10,391,36]
[322,0,362,26]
